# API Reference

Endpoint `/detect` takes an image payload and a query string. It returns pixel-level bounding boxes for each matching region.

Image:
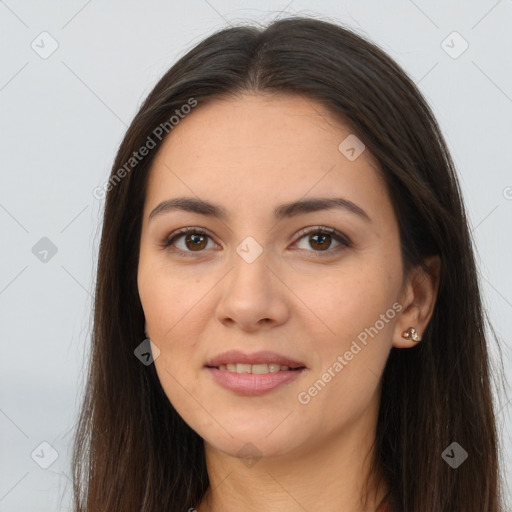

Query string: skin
[137,92,440,512]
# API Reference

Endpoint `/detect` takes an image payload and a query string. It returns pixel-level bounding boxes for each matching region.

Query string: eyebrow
[148,196,371,223]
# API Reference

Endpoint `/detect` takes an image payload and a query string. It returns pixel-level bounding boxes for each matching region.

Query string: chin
[205,434,298,461]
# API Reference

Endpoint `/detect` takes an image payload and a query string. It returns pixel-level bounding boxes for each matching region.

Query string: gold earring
[402,327,421,342]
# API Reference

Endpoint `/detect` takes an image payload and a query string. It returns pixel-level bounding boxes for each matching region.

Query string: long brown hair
[72,16,504,511]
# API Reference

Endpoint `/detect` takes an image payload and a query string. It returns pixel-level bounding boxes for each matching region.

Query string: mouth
[204,350,308,395]
[206,363,306,374]
[204,349,307,373]
[205,365,306,396]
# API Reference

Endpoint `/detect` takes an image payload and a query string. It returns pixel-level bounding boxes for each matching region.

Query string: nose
[214,249,291,332]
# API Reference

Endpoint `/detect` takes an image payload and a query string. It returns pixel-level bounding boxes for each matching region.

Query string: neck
[196,404,387,512]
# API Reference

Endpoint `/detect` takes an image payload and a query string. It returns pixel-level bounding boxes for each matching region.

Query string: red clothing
[376,500,391,512]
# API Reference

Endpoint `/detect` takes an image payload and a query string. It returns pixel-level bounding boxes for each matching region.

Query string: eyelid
[160,226,218,254]
[161,225,351,256]
[293,225,351,247]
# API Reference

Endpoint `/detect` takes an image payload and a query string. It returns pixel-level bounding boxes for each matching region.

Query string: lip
[206,367,306,396]
[204,350,308,397]
[204,350,307,369]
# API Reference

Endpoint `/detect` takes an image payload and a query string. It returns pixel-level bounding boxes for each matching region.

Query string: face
[137,92,407,459]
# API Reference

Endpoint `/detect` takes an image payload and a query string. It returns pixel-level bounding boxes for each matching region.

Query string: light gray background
[1,1,511,510]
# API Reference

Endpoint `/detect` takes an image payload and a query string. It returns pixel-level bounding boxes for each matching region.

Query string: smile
[210,363,304,374]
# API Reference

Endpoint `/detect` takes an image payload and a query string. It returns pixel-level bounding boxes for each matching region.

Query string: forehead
[145,92,388,222]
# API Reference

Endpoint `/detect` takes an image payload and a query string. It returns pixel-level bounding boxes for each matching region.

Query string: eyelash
[160,226,351,258]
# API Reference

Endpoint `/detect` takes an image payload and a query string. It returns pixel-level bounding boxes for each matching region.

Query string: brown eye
[308,232,332,251]
[183,233,208,251]
[163,227,217,255]
[294,227,350,254]
[162,226,350,257]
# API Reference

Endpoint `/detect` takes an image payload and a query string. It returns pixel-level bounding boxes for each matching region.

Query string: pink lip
[206,367,306,396]
[204,350,307,369]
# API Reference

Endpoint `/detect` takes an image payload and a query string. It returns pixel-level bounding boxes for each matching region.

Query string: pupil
[311,233,330,250]
[183,232,332,252]
[186,233,206,250]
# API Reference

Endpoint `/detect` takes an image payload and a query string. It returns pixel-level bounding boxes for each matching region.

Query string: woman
[72,16,503,511]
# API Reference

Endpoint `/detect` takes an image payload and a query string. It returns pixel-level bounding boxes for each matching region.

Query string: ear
[393,255,441,348]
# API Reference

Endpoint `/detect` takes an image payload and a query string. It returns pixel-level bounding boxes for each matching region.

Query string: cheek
[138,257,205,344]
[294,269,396,430]
[288,257,400,411]
[291,259,400,341]
[138,260,215,397]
